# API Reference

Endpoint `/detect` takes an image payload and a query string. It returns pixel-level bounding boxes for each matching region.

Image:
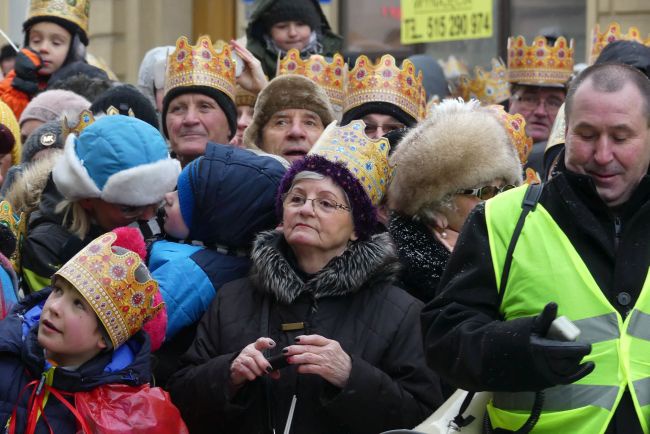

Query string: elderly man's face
[260,109,324,163]
[565,80,650,208]
[509,85,565,143]
[166,93,231,166]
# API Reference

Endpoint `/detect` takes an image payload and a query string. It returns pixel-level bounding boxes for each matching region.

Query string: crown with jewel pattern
[507,35,574,87]
[457,58,510,104]
[309,120,393,206]
[487,104,533,165]
[277,49,348,110]
[344,54,426,123]
[164,35,236,102]
[61,106,134,140]
[54,231,163,348]
[439,55,470,81]
[589,22,650,64]
[27,0,90,37]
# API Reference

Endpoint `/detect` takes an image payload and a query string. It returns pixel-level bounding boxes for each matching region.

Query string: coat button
[617,292,632,306]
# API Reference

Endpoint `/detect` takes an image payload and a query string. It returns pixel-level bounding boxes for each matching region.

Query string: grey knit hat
[19,90,90,127]
[21,120,64,164]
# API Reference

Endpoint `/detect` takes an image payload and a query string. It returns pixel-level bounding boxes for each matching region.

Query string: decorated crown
[278,49,348,110]
[164,35,236,102]
[589,22,650,64]
[345,54,426,122]
[54,231,163,348]
[439,55,470,81]
[457,58,510,104]
[61,106,134,139]
[507,35,574,87]
[487,105,533,165]
[0,200,26,272]
[309,120,393,206]
[27,0,90,36]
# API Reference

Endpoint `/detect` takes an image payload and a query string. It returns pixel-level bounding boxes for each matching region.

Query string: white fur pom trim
[101,158,181,206]
[52,134,102,201]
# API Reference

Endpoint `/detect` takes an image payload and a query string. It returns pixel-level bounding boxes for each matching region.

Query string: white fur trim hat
[388,98,523,216]
[53,115,181,205]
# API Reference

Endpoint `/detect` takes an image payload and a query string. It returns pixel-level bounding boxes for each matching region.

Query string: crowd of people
[0,0,649,433]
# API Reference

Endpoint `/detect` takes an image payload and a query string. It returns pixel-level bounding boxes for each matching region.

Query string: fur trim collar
[250,230,400,304]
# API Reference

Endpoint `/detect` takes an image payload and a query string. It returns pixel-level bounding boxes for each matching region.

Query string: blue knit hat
[52,115,180,205]
[176,164,195,230]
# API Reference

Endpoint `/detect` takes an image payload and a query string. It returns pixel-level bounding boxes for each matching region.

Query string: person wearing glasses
[506,34,575,178]
[387,99,522,305]
[168,120,442,434]
[19,115,180,293]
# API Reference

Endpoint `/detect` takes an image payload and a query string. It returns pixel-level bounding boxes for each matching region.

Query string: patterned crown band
[61,106,134,140]
[28,0,90,35]
[164,35,236,102]
[457,58,510,105]
[508,35,574,87]
[487,104,533,165]
[54,232,163,348]
[277,49,348,108]
[344,54,426,122]
[309,120,393,206]
[590,22,650,64]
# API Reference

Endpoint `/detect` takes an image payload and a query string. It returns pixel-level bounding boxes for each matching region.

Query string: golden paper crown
[278,49,348,109]
[507,35,574,87]
[458,58,511,104]
[164,35,236,102]
[487,105,533,165]
[309,120,393,206]
[547,102,566,148]
[55,232,163,348]
[27,0,90,37]
[61,106,133,140]
[345,54,426,122]
[439,55,470,80]
[0,200,26,272]
[589,22,650,64]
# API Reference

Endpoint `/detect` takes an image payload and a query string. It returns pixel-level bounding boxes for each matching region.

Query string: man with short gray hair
[421,62,650,434]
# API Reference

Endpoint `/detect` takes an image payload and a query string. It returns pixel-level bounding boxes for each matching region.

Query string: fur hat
[388,99,523,217]
[261,0,322,32]
[90,84,159,130]
[19,89,90,127]
[243,74,334,152]
[52,115,180,205]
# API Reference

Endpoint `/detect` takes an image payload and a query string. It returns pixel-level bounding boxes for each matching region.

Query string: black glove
[529,302,595,386]
[11,48,43,96]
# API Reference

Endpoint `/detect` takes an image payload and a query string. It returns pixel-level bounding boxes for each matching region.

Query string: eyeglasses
[282,192,351,214]
[456,185,516,201]
[512,94,564,115]
[118,202,162,219]
[364,122,405,136]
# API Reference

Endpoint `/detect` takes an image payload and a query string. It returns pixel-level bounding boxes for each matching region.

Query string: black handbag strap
[453,183,544,432]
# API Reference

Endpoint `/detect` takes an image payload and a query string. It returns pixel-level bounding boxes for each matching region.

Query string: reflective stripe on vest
[484,185,650,434]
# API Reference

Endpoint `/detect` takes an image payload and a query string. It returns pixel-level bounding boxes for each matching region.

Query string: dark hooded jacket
[245,0,344,79]
[168,230,442,434]
[150,143,286,386]
[0,288,152,433]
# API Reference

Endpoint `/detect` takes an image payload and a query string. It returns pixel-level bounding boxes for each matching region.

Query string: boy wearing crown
[0,227,186,433]
[0,0,91,119]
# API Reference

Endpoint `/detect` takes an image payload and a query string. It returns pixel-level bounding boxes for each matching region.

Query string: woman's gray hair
[288,171,352,208]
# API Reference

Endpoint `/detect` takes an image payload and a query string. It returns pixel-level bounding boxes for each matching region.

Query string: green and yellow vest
[484,185,650,434]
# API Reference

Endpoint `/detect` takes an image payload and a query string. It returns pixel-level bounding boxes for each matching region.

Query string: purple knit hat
[276,154,378,240]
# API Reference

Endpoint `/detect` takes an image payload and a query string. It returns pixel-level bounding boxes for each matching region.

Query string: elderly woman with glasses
[168,121,443,434]
[387,99,523,305]
[19,115,179,293]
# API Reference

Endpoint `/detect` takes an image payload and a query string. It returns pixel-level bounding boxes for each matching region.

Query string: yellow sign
[401,0,493,44]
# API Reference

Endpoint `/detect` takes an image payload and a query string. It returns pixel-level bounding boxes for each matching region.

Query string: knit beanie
[243,74,334,151]
[341,101,418,129]
[175,165,195,231]
[90,84,159,130]
[162,86,237,140]
[52,115,181,205]
[19,89,90,127]
[21,120,63,164]
[262,0,321,32]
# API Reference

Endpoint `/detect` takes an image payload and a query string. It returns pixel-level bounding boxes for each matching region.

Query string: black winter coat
[421,159,650,434]
[168,230,442,434]
[0,289,153,433]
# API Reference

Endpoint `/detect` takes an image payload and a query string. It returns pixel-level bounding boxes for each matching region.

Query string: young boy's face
[38,279,107,367]
[163,190,190,240]
[28,21,71,76]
